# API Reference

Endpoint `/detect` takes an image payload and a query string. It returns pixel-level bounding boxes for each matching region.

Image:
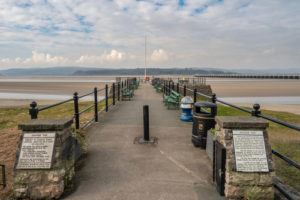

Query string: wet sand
[208,79,300,97]
[0,82,109,95]
[0,78,113,107]
[1,77,300,110]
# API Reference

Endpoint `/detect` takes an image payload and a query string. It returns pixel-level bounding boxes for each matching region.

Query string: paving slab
[64,83,224,200]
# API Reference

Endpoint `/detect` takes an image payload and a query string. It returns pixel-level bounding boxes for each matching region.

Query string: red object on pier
[146,77,150,81]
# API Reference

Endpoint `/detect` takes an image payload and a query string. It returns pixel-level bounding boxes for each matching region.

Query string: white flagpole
[144,35,147,79]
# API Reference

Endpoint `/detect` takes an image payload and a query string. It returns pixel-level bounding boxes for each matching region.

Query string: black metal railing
[29,80,125,130]
[159,79,299,200]
[0,164,6,188]
[195,74,300,80]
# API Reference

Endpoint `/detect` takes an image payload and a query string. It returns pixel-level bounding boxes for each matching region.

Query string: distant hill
[0,66,96,76]
[72,68,232,76]
[0,66,298,76]
[0,67,232,76]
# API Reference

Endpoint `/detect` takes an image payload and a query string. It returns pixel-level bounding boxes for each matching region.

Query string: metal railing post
[1,165,6,188]
[168,81,171,95]
[94,87,98,122]
[73,92,80,129]
[117,82,120,101]
[29,101,38,119]
[212,93,216,103]
[105,84,108,112]
[251,104,261,116]
[164,81,166,94]
[184,85,186,96]
[177,83,179,93]
[194,88,197,103]
[122,81,124,89]
[113,83,115,105]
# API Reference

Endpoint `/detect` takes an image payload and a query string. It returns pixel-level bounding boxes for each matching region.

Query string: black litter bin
[192,102,217,148]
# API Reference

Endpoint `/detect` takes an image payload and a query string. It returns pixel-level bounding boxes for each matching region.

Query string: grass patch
[0,99,112,132]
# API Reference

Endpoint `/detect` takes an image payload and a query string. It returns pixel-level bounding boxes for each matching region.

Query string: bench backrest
[170,90,180,99]
[122,88,131,92]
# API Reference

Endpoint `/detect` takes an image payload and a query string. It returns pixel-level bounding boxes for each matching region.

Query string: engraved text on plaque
[233,130,268,172]
[17,132,56,169]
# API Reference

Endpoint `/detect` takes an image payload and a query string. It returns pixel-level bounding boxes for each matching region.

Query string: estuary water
[0,76,300,106]
[219,96,300,105]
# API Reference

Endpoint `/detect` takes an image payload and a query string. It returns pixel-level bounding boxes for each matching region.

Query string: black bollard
[138,105,155,144]
[143,105,149,141]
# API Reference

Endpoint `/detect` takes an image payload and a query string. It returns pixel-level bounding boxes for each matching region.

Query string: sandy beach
[208,79,300,97]
[0,76,117,107]
[0,77,300,112]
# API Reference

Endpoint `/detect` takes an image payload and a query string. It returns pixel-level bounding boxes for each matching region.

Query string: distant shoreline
[0,76,300,109]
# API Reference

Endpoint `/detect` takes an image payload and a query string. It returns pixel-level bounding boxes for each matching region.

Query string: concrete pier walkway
[65,83,224,200]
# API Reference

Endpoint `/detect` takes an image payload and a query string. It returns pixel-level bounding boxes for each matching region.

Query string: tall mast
[144,35,147,78]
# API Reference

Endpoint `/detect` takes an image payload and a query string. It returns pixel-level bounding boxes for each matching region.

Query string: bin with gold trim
[192,102,217,148]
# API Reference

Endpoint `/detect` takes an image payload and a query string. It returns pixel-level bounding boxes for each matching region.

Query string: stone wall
[215,116,275,200]
[178,83,213,98]
[14,119,75,199]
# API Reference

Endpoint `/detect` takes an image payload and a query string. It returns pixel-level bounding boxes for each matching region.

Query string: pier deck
[65,83,223,200]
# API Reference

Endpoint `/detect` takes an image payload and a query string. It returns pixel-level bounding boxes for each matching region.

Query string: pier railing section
[156,78,300,200]
[29,78,137,130]
[0,164,6,188]
[195,74,300,79]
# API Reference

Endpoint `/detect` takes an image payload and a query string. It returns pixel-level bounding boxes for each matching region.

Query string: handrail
[78,91,94,99]
[97,87,106,92]
[274,183,295,200]
[215,99,252,114]
[272,150,300,170]
[79,104,95,115]
[82,117,95,129]
[257,113,300,131]
[28,79,134,129]
[38,98,73,111]
[177,84,300,131]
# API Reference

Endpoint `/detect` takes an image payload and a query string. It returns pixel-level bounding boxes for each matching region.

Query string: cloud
[0,51,69,67]
[262,48,275,55]
[0,50,126,68]
[151,49,169,62]
[76,50,125,64]
[23,51,69,64]
[0,0,300,69]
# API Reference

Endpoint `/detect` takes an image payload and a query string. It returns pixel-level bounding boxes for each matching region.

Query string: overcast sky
[0,0,299,69]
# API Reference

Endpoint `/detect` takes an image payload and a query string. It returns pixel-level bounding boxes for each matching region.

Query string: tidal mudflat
[0,76,115,107]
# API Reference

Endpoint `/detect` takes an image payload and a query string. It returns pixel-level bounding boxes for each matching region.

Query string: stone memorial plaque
[233,130,269,172]
[17,132,56,169]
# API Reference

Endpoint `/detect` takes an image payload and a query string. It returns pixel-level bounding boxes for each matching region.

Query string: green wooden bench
[164,90,180,110]
[122,88,133,101]
[130,82,139,90]
[155,85,163,93]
